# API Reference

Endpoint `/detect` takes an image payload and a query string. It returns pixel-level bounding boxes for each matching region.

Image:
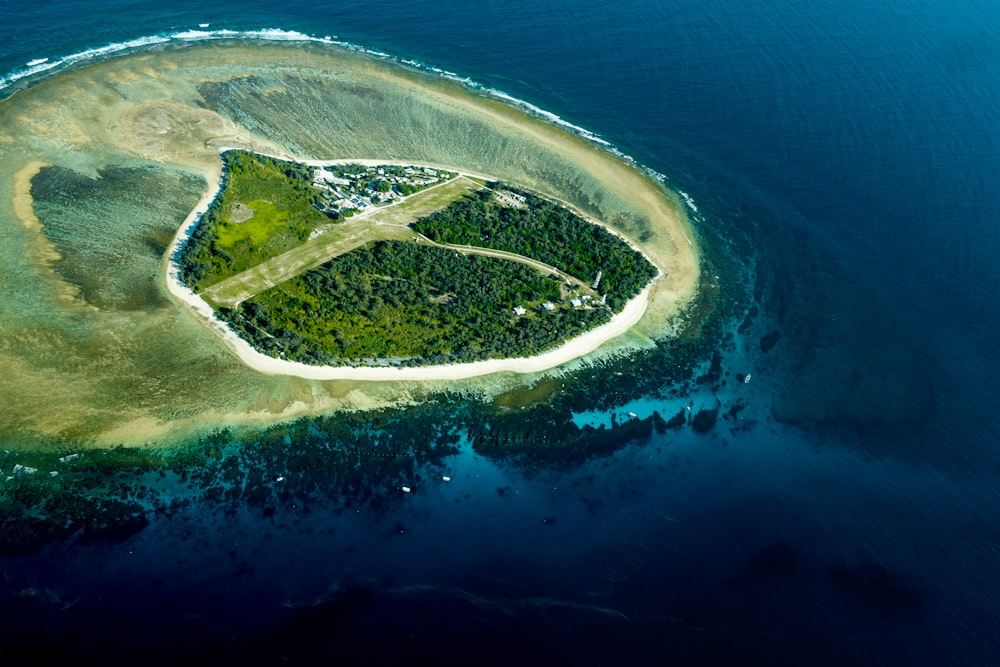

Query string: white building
[313,168,350,186]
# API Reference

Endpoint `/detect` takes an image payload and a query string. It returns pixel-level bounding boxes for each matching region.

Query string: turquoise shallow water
[2,1,1000,664]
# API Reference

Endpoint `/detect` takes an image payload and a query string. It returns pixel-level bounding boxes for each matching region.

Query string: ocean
[2,0,1000,664]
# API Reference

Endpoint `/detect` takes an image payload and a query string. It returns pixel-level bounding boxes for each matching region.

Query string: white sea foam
[173,30,223,40]
[1,33,171,91]
[484,88,613,147]
[677,190,698,213]
[0,28,350,93]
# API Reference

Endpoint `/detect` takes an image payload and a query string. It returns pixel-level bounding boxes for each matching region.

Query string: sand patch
[10,160,92,305]
[12,160,49,232]
[230,202,255,223]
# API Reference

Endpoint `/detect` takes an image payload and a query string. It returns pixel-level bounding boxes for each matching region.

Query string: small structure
[513,305,527,316]
[570,297,583,308]
[494,190,527,209]
[313,167,350,186]
[542,301,556,312]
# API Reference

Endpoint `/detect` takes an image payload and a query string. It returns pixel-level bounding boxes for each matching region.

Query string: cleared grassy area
[178,151,330,291]
[216,200,291,248]
[203,176,482,307]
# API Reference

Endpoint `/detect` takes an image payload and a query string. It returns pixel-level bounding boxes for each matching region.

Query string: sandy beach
[164,152,659,381]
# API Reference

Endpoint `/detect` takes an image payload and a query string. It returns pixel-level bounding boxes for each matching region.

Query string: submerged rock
[691,408,719,433]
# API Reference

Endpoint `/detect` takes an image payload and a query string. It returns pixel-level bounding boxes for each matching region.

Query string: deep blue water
[3,1,1000,664]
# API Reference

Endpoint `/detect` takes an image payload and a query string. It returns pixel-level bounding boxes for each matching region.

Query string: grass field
[202,175,483,307]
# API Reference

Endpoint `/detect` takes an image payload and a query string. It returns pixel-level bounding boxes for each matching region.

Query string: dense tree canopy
[219,241,609,365]
[411,185,658,310]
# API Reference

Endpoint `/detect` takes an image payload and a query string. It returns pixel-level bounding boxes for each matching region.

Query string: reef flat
[0,40,698,450]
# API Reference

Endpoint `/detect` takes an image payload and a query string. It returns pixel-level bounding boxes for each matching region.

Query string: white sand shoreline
[164,150,659,382]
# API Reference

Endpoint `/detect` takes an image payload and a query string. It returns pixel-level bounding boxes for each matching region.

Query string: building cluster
[493,189,527,209]
[311,164,453,216]
[512,292,606,318]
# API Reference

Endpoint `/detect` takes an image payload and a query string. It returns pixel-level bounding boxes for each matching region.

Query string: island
[170,150,660,377]
[0,40,699,445]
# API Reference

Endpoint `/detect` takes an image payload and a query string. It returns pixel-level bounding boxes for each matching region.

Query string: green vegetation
[178,151,333,290]
[177,151,460,292]
[200,176,481,308]
[175,152,660,367]
[411,185,658,310]
[218,241,610,365]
